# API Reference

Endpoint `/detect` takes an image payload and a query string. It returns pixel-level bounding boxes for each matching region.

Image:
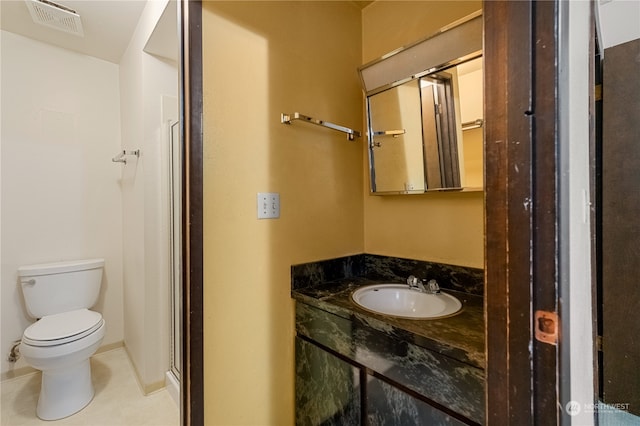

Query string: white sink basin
[351,284,462,319]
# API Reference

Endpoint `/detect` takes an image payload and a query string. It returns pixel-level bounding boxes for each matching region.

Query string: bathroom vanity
[291,255,484,425]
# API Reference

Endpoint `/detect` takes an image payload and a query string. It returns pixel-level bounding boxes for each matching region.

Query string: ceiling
[1,0,636,65]
[597,0,640,50]
[0,0,146,64]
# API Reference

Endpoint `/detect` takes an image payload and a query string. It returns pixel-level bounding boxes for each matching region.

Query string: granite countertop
[292,277,485,369]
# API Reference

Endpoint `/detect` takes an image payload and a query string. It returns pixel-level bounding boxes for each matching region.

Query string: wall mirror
[359,11,484,194]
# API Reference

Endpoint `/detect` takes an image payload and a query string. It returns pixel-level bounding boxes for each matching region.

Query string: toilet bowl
[20,309,106,420]
[18,259,106,420]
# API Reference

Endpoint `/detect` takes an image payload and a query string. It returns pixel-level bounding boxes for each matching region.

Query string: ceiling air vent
[24,0,84,37]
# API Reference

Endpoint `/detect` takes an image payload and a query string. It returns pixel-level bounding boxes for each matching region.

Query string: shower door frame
[169,118,182,381]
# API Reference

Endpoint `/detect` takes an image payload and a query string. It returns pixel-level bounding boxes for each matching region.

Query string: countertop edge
[292,280,485,370]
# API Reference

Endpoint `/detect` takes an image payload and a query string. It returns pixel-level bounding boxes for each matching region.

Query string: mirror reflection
[368,79,425,193]
[366,56,483,194]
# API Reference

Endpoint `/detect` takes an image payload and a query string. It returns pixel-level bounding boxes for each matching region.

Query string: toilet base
[37,358,94,420]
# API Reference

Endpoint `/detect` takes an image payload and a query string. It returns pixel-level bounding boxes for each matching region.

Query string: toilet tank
[18,259,105,319]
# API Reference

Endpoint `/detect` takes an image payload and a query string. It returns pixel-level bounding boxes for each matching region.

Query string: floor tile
[1,348,179,426]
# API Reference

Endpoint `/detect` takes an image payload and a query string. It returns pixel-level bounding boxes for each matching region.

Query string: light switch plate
[257,192,280,219]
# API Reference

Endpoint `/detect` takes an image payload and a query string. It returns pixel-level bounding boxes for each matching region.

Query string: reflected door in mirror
[368,80,426,193]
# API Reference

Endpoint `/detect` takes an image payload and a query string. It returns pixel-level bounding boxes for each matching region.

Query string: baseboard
[1,365,37,382]
[1,340,125,382]
[96,341,124,355]
[144,380,166,395]
[165,370,180,407]
[122,344,166,395]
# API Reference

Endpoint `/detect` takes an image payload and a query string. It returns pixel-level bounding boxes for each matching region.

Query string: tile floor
[1,347,179,426]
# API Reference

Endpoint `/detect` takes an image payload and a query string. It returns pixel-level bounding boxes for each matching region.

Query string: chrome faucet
[406,275,440,294]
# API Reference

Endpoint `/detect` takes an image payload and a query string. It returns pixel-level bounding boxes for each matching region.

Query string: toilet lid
[23,309,104,347]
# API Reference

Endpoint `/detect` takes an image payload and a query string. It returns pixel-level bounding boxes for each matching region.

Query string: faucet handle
[407,275,419,287]
[427,279,440,294]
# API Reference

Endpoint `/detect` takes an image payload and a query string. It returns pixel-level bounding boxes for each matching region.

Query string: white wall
[559,1,594,423]
[562,3,640,424]
[597,0,640,50]
[119,0,177,390]
[0,31,124,376]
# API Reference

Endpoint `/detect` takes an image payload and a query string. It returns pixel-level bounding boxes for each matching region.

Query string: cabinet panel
[296,302,484,422]
[367,376,469,426]
[295,337,361,426]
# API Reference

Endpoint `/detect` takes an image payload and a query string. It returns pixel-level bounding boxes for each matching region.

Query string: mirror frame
[359,10,483,195]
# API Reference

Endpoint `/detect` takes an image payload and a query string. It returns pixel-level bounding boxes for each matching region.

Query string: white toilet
[18,258,106,420]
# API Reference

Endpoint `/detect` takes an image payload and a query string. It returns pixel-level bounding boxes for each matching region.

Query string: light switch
[257,192,280,219]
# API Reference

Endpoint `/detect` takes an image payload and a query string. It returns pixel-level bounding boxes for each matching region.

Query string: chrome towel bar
[281,112,361,141]
[461,119,483,131]
[373,129,406,137]
[112,149,140,165]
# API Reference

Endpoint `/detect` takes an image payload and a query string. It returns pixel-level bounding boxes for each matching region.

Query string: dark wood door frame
[181,1,204,425]
[484,1,562,424]
[179,1,588,425]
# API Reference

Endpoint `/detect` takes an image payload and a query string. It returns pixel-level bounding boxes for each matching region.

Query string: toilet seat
[23,309,103,347]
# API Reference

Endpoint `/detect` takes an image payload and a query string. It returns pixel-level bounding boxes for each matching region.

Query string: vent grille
[25,0,84,37]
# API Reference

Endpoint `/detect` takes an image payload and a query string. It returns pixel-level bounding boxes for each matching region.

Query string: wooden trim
[531,2,560,423]
[485,1,562,423]
[181,1,204,425]
[484,1,534,423]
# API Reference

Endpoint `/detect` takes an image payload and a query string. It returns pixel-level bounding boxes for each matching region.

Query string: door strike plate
[535,310,558,345]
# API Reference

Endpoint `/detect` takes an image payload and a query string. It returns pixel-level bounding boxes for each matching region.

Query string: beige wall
[201,1,484,424]
[202,2,363,424]
[362,0,483,268]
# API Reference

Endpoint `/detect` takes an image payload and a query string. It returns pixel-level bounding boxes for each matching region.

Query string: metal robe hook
[112,149,140,165]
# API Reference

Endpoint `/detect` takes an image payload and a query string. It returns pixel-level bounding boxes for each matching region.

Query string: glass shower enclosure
[168,119,182,383]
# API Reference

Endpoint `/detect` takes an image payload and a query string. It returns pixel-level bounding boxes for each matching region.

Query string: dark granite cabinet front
[366,376,469,426]
[294,301,483,425]
[295,337,361,425]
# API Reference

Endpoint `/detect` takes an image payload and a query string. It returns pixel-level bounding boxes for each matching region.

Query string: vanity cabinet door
[366,376,470,426]
[295,337,361,426]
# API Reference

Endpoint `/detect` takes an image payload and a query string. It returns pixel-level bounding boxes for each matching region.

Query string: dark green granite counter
[292,255,486,424]
[292,277,484,369]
